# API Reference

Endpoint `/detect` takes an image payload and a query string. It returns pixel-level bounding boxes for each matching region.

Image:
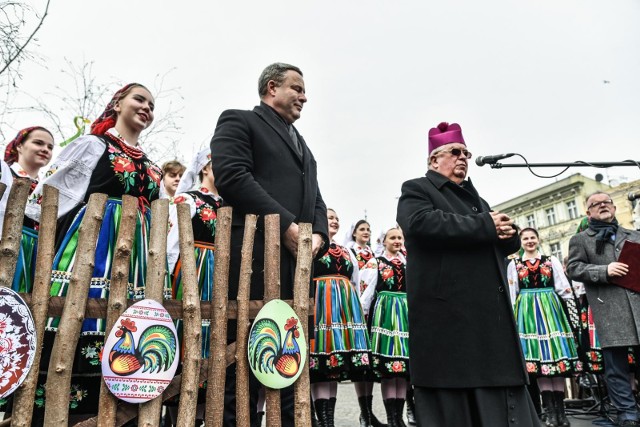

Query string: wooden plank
[0,178,30,288]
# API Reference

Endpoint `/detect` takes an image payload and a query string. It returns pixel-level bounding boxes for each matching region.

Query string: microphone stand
[487,160,640,169]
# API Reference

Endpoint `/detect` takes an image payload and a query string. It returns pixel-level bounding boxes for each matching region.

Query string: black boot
[253,411,264,427]
[327,397,336,427]
[541,391,558,427]
[554,391,570,427]
[383,399,398,427]
[311,399,319,427]
[358,396,372,427]
[406,387,416,426]
[367,395,388,427]
[394,399,407,427]
[314,399,330,427]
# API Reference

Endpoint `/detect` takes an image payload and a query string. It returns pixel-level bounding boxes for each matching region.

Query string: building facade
[492,173,640,262]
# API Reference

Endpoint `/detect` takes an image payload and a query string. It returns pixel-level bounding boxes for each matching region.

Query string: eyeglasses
[439,148,472,159]
[587,200,614,210]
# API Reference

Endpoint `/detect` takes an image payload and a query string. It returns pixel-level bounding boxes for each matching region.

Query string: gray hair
[258,63,303,98]
[585,191,611,204]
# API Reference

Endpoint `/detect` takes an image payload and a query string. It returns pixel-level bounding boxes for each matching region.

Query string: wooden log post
[11,185,59,427]
[43,193,108,426]
[95,195,138,427]
[0,182,6,202]
[263,214,281,427]
[204,206,232,427]
[235,214,257,427]
[0,178,31,288]
[175,203,202,427]
[293,223,313,427]
[138,199,169,426]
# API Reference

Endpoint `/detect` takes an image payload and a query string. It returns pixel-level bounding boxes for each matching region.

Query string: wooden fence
[0,179,314,427]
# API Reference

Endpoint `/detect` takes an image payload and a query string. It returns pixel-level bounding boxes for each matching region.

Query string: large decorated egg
[101,299,179,403]
[0,287,36,399]
[248,299,307,389]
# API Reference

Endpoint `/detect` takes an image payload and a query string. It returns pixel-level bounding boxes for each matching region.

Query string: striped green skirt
[514,288,580,377]
[171,241,215,359]
[310,275,371,382]
[370,291,409,378]
[12,226,38,293]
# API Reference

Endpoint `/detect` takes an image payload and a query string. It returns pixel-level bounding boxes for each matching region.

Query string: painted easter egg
[102,299,179,403]
[248,299,307,389]
[0,287,37,399]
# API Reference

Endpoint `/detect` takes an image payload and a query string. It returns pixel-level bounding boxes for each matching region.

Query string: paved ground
[330,382,617,427]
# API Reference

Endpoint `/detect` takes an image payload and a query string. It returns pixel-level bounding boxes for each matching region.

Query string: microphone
[475,153,516,166]
[629,191,640,202]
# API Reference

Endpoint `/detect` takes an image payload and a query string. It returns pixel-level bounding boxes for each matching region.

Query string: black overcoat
[396,170,528,388]
[211,103,328,306]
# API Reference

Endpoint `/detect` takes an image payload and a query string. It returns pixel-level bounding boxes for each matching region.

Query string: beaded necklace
[104,131,144,160]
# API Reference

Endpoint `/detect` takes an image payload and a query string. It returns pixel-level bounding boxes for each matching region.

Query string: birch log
[43,193,107,426]
[11,185,59,427]
[204,206,232,427]
[175,203,202,427]
[235,214,257,427]
[263,214,281,427]
[138,199,169,426]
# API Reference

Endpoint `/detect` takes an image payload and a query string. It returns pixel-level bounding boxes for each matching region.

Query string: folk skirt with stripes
[514,288,580,377]
[310,275,371,382]
[12,226,38,293]
[171,241,214,359]
[370,291,409,378]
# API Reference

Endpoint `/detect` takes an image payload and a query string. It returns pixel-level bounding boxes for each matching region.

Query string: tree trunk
[11,185,59,427]
[204,206,232,427]
[43,193,107,426]
[264,214,281,427]
[138,199,169,427]
[235,214,257,427]
[0,178,30,288]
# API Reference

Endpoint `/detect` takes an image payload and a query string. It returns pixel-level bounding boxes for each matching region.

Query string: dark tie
[288,124,302,157]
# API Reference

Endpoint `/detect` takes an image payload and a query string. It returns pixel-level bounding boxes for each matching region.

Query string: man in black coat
[396,122,539,426]
[211,62,328,427]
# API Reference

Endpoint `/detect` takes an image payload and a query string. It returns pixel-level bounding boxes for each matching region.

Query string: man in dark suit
[211,62,328,427]
[568,192,640,426]
[396,122,539,426]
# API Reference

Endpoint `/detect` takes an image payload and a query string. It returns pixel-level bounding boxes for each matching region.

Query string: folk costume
[310,242,371,382]
[167,149,220,360]
[23,84,162,419]
[360,252,409,378]
[508,254,581,379]
[351,244,375,295]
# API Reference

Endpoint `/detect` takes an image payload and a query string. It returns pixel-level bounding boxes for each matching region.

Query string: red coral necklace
[105,132,144,160]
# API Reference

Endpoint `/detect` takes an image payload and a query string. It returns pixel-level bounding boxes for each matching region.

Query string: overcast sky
[9,0,640,243]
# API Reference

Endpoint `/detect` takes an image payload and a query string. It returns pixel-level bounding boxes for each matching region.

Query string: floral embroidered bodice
[172,189,220,243]
[351,245,374,270]
[315,242,354,278]
[375,255,406,292]
[514,255,555,289]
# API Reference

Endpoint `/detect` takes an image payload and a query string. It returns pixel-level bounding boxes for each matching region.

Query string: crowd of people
[1,62,639,427]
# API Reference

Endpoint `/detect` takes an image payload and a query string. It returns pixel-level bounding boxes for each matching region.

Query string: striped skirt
[12,226,38,293]
[171,241,215,359]
[46,198,157,335]
[370,291,409,378]
[514,288,580,377]
[310,275,371,382]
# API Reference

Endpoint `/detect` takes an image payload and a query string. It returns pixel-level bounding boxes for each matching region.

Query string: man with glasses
[567,192,640,426]
[396,122,539,426]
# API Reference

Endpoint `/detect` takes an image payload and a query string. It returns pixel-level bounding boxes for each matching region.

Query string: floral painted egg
[0,287,36,399]
[248,299,307,389]
[101,299,179,403]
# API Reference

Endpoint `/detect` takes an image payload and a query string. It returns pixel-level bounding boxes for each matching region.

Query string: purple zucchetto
[428,122,465,155]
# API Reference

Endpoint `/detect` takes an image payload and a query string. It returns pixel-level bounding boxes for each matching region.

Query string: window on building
[526,214,536,229]
[546,207,556,225]
[566,200,578,220]
[550,242,562,260]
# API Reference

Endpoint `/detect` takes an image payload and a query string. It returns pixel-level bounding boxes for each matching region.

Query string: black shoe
[368,395,388,427]
[327,397,336,427]
[383,399,398,427]
[620,421,640,426]
[553,391,570,427]
[541,391,558,427]
[406,387,416,426]
[314,399,330,427]
[394,399,407,427]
